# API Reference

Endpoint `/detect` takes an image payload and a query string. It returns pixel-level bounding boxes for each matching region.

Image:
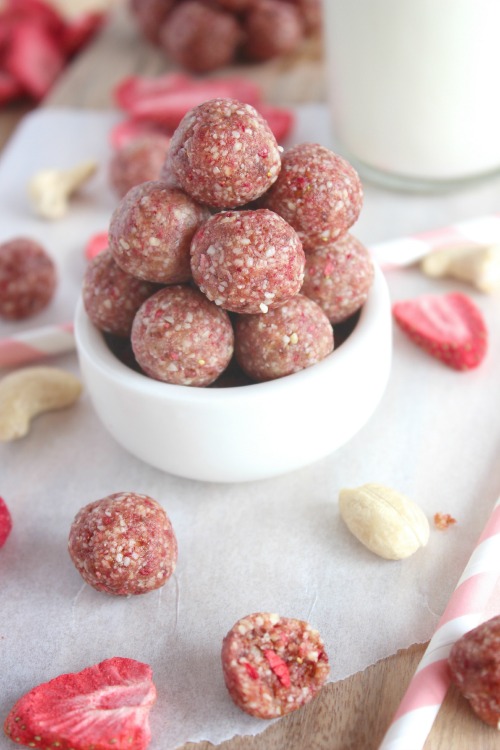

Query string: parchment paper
[1,108,499,750]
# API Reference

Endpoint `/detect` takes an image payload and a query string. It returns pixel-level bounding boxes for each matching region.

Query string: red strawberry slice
[4,657,156,750]
[3,0,66,39]
[392,291,488,370]
[0,70,23,105]
[113,72,193,110]
[4,21,65,100]
[255,103,295,143]
[61,11,105,58]
[0,496,12,548]
[85,231,109,261]
[109,118,171,149]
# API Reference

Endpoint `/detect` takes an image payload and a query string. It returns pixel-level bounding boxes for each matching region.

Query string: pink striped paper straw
[370,212,500,269]
[0,322,75,368]
[379,496,500,750]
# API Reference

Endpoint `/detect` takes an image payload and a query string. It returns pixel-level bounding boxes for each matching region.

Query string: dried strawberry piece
[448,615,500,727]
[433,512,457,530]
[113,72,193,110]
[3,657,156,750]
[264,649,291,687]
[0,70,23,105]
[3,0,66,38]
[0,497,12,548]
[84,230,109,261]
[61,11,105,58]
[4,21,65,100]
[255,103,295,142]
[392,292,488,371]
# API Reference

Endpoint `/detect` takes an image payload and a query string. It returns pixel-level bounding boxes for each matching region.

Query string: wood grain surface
[0,3,497,747]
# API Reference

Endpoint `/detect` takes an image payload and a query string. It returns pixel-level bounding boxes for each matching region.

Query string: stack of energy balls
[82,98,373,387]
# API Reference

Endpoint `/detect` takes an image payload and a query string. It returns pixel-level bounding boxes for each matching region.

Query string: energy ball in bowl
[82,249,159,337]
[109,181,210,284]
[159,1,243,74]
[301,234,374,324]
[169,98,281,209]
[234,294,334,381]
[0,237,57,320]
[221,612,330,719]
[190,209,305,314]
[68,491,178,596]
[131,284,234,386]
[108,134,171,199]
[262,142,363,251]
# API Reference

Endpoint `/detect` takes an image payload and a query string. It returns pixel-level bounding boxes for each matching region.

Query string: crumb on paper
[433,512,457,530]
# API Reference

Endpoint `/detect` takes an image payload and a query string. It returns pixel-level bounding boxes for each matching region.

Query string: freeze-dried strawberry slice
[61,11,105,58]
[3,657,156,750]
[392,291,487,370]
[3,0,66,38]
[0,71,23,105]
[4,21,65,100]
[84,231,109,261]
[255,103,294,142]
[0,496,12,548]
[114,72,193,110]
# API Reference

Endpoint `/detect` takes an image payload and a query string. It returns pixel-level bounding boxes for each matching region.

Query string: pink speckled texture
[108,134,171,199]
[109,181,210,283]
[301,233,374,324]
[131,284,234,386]
[221,612,330,719]
[82,249,159,337]
[190,209,305,314]
[234,294,333,381]
[68,491,178,596]
[169,99,281,208]
[243,0,304,62]
[0,237,57,320]
[262,142,363,250]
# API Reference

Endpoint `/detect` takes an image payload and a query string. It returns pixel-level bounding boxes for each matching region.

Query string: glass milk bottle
[323,0,500,189]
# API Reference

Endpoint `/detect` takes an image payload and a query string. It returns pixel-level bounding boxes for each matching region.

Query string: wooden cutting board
[0,3,496,747]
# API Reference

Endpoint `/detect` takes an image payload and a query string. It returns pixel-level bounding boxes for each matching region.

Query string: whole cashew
[0,366,82,441]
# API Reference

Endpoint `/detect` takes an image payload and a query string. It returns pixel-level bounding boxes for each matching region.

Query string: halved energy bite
[221,612,330,719]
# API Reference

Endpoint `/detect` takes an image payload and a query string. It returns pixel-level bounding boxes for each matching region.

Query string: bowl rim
[74,263,389,405]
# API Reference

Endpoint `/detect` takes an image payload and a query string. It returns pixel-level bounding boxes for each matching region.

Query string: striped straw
[0,322,75,369]
[379,496,500,749]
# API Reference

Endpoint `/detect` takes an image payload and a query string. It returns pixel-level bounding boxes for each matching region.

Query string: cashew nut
[27,160,98,220]
[0,366,82,441]
[420,243,500,293]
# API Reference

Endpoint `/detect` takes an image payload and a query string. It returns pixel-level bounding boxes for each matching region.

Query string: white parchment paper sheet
[1,108,500,749]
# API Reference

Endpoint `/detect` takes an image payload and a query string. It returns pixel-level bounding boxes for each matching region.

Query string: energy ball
[131,285,234,386]
[234,294,333,381]
[82,249,159,337]
[262,142,363,250]
[243,0,304,62]
[169,98,281,209]
[221,612,330,719]
[301,234,374,324]
[108,134,171,199]
[108,181,209,284]
[129,0,175,44]
[0,237,57,320]
[159,1,243,74]
[190,209,305,314]
[448,615,500,728]
[68,491,178,596]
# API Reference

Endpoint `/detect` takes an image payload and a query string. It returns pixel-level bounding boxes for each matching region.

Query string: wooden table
[0,5,497,748]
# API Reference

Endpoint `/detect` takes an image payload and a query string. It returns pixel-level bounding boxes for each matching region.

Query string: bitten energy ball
[235,294,333,381]
[169,98,281,208]
[262,142,363,250]
[108,134,171,199]
[82,249,159,337]
[221,612,330,719]
[190,209,305,314]
[109,181,209,283]
[159,1,243,74]
[301,233,374,324]
[0,237,57,320]
[131,285,234,386]
[448,615,500,728]
[68,491,178,596]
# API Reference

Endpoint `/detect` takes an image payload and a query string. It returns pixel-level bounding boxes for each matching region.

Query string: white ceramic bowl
[74,264,392,483]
